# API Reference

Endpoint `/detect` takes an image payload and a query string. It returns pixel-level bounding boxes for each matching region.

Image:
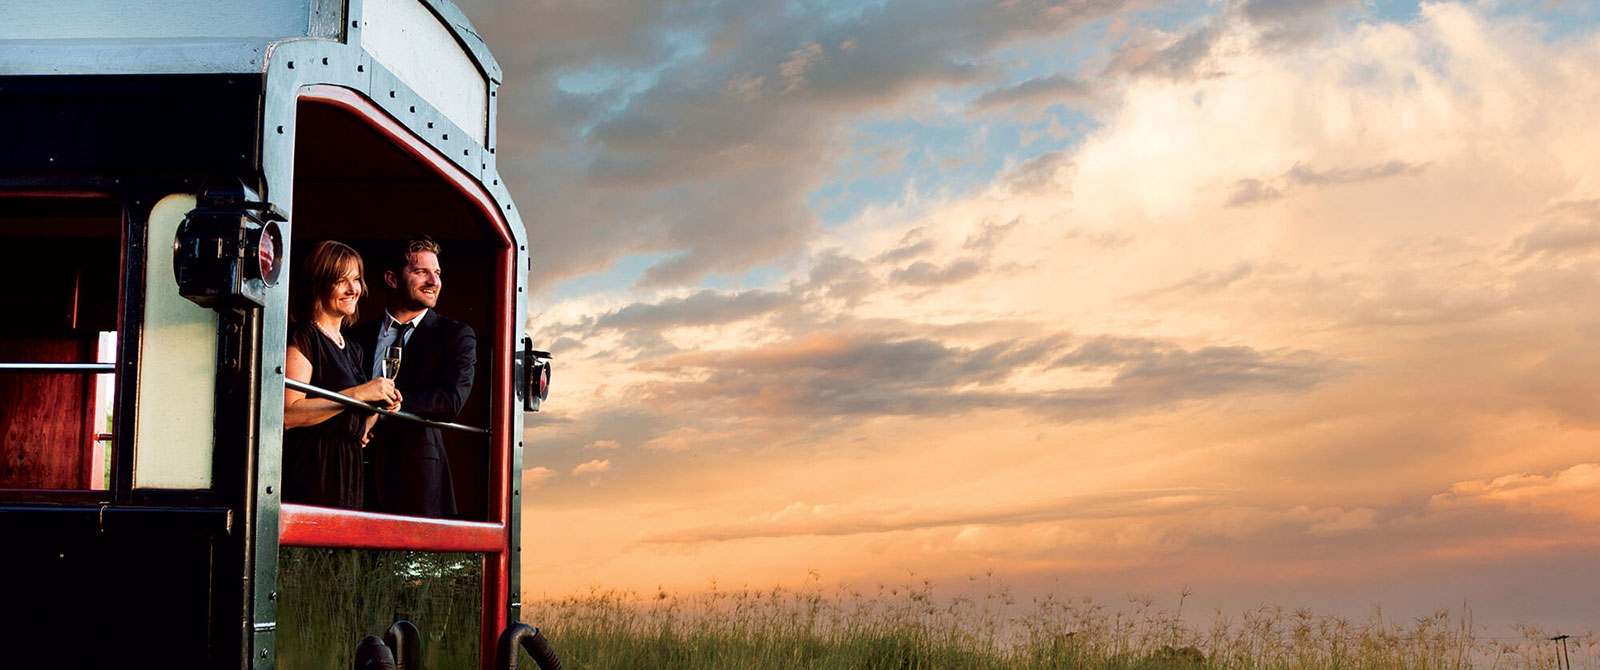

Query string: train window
[285,86,512,522]
[0,194,122,493]
[277,547,484,668]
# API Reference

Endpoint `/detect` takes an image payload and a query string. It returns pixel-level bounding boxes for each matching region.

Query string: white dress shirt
[371,310,427,380]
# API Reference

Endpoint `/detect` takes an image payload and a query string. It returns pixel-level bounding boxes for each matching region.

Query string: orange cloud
[499,1,1600,635]
[572,459,612,476]
[1429,463,1600,520]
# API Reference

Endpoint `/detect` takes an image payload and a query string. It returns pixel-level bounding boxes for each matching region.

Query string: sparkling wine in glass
[381,345,403,380]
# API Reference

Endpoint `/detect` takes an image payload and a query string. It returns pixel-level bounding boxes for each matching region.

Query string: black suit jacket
[353,310,476,517]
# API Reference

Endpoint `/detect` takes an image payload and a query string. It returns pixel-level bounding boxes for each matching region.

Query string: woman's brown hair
[290,240,366,326]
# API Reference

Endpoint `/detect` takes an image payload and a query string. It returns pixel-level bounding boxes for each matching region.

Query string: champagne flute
[381,345,403,380]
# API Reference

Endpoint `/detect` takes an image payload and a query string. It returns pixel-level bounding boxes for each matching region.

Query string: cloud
[1109,0,1358,81]
[1240,0,1358,26]
[641,492,1392,550]
[780,42,825,91]
[584,439,621,450]
[797,249,879,304]
[526,467,557,486]
[593,289,792,332]
[614,330,682,359]
[1229,160,1425,206]
[487,3,1600,629]
[962,217,1022,253]
[1240,0,1362,48]
[889,258,984,286]
[1304,506,1379,535]
[634,425,759,453]
[973,74,1093,110]
[943,503,1392,570]
[1286,160,1426,186]
[643,488,1226,544]
[1227,178,1284,206]
[632,332,1340,422]
[1051,343,1340,409]
[1002,152,1072,192]
[526,407,684,457]
[874,227,936,263]
[1109,24,1226,80]
[1510,200,1600,260]
[873,218,1020,288]
[1133,262,1254,300]
[572,459,613,476]
[1510,344,1600,426]
[461,0,1138,290]
[1429,463,1600,521]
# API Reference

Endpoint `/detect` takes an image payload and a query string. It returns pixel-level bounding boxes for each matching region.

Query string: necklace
[314,320,345,348]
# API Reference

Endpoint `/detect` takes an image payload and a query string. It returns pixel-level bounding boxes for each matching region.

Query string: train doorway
[275,85,518,668]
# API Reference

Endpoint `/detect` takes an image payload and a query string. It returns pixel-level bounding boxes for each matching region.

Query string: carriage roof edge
[0,0,500,80]
[0,0,506,167]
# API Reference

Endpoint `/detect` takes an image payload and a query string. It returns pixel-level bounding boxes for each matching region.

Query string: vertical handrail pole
[354,635,397,670]
[494,623,563,670]
[385,620,422,670]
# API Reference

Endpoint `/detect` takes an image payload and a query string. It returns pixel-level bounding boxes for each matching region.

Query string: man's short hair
[388,235,442,275]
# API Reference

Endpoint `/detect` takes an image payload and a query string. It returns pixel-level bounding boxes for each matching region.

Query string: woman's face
[320,259,362,318]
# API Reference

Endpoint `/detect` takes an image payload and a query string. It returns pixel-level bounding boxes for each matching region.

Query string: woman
[282,240,401,508]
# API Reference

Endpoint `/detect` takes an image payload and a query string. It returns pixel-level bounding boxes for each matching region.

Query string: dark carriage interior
[0,192,227,670]
[0,195,121,492]
[291,97,507,521]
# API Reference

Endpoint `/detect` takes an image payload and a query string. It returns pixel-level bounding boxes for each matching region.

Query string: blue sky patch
[808,94,1095,228]
[546,251,676,303]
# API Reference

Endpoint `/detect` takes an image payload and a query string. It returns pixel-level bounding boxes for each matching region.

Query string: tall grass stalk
[523,576,1594,670]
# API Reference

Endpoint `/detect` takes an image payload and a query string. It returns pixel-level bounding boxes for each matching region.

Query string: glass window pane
[277,547,483,669]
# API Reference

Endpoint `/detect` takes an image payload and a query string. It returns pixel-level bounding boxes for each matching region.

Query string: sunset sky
[455,0,1600,633]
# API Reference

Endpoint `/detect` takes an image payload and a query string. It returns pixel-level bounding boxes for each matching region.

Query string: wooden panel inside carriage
[0,195,121,491]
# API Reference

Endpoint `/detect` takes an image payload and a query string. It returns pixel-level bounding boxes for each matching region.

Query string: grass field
[523,575,1593,669]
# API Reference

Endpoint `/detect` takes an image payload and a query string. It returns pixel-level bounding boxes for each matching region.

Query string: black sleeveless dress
[282,322,369,509]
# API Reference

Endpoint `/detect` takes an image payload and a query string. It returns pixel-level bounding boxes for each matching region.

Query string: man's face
[389,250,441,311]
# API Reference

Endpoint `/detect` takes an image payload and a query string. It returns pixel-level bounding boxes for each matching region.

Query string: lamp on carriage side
[519,335,552,412]
[174,178,285,309]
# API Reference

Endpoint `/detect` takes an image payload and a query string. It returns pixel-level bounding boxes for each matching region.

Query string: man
[355,236,475,518]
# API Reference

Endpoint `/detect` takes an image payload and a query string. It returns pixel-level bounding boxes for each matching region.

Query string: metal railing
[0,363,115,373]
[0,363,487,435]
[286,378,488,435]
[0,361,119,443]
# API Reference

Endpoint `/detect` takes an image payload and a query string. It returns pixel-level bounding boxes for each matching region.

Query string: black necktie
[393,321,414,347]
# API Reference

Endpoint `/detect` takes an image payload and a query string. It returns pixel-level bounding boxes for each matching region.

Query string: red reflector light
[258,229,275,278]
[257,220,284,286]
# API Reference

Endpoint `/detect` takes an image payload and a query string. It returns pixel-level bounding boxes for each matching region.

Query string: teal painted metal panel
[0,0,313,41]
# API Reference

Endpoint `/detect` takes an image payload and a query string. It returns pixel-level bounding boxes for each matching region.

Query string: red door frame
[277,84,517,666]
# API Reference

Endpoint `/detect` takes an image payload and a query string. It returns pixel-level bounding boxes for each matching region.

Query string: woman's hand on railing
[346,377,401,407]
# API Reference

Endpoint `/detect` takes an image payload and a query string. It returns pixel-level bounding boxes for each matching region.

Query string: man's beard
[399,288,436,311]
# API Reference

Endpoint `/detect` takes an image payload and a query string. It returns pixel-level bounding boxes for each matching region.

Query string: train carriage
[0,2,554,667]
